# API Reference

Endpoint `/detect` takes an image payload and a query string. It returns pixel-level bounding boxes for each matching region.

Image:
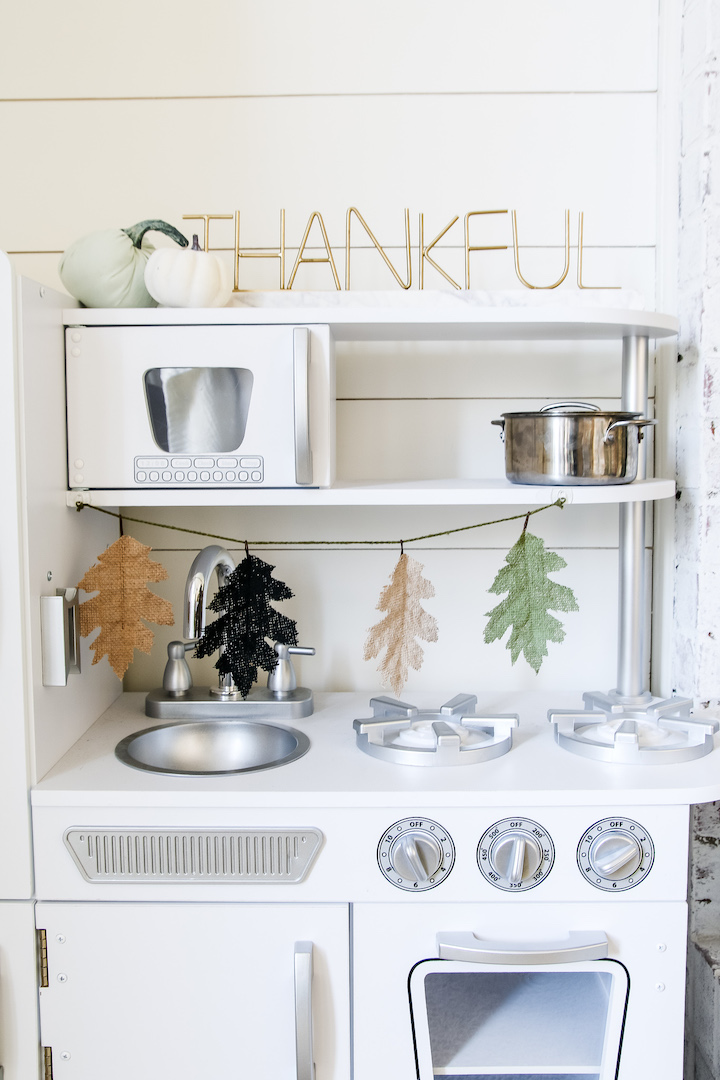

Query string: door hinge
[43,1047,53,1080]
[37,929,49,988]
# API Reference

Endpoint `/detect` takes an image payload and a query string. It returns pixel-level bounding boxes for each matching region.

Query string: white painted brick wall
[679,3,720,1077]
[677,0,720,716]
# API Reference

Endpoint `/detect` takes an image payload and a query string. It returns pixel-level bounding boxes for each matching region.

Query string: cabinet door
[0,902,40,1080]
[36,901,350,1080]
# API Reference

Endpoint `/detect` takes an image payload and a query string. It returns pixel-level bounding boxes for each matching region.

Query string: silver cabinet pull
[40,587,81,686]
[294,941,315,1080]
[437,930,608,965]
[293,328,313,485]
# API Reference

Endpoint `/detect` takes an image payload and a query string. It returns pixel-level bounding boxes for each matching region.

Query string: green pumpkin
[59,220,188,308]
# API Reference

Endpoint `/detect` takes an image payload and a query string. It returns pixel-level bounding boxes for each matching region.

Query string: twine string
[75,498,566,547]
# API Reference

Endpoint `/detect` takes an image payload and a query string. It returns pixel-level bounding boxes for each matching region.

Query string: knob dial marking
[477,818,554,891]
[378,818,455,891]
[577,817,654,891]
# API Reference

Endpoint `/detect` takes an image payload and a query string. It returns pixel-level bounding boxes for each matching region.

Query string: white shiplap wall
[1,0,672,701]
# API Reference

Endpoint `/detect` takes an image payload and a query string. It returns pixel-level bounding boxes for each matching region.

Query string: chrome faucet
[167,540,239,699]
[184,544,235,641]
[181,544,238,698]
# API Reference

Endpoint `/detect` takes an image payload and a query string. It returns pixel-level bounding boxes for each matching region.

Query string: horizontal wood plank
[0,94,657,251]
[0,0,659,99]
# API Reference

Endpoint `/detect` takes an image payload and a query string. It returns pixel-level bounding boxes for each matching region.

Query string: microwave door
[144,367,254,454]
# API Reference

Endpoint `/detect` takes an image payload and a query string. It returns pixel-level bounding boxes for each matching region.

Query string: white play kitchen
[4,253,720,1080]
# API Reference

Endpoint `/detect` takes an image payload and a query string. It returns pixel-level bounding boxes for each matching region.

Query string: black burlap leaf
[194,552,298,698]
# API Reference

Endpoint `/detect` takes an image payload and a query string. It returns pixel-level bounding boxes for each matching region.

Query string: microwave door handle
[293,328,313,485]
[294,941,316,1080]
[437,930,608,966]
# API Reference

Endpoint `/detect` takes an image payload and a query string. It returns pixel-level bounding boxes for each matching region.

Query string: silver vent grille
[64,828,323,883]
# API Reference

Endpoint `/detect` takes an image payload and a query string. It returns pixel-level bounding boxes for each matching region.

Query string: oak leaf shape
[194,552,298,698]
[364,553,438,695]
[483,530,578,673]
[77,535,174,679]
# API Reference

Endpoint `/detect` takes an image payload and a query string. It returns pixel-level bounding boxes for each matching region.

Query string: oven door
[409,932,628,1080]
[352,902,686,1080]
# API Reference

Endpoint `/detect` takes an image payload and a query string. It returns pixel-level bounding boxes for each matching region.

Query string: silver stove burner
[548,690,718,764]
[353,694,518,767]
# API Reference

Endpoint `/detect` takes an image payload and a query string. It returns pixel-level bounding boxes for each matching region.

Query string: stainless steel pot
[491,401,656,486]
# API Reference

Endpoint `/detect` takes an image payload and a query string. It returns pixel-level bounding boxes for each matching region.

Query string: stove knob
[588,833,642,879]
[577,817,654,891]
[391,833,443,883]
[378,818,455,892]
[489,834,543,884]
[477,818,555,891]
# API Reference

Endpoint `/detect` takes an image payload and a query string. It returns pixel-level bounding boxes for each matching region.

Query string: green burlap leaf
[483,529,579,673]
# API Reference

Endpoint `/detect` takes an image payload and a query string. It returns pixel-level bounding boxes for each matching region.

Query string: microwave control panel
[132,455,264,486]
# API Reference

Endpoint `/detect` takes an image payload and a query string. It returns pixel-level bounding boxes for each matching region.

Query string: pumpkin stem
[192,235,201,251]
[122,220,189,249]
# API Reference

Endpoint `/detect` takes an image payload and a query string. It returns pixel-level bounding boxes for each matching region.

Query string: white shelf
[63,300,678,342]
[67,478,675,509]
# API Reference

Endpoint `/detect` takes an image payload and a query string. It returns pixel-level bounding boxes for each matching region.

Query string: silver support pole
[616,335,650,702]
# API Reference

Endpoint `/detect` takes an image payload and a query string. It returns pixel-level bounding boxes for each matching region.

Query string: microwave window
[144,367,254,453]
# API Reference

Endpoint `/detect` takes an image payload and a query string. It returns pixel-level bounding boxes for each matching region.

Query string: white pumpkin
[144,235,233,308]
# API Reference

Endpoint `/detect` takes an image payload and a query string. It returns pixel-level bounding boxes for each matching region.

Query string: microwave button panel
[134,456,264,485]
[378,817,455,892]
[137,457,169,469]
[477,817,555,891]
[577,816,655,891]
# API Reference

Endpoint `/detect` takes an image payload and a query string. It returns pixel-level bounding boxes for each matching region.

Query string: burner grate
[548,690,718,764]
[354,694,518,767]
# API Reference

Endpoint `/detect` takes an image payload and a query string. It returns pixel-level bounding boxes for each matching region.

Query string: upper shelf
[63,296,679,342]
[68,478,676,509]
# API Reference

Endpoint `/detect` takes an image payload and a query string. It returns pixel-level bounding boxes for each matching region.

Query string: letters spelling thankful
[181,209,620,293]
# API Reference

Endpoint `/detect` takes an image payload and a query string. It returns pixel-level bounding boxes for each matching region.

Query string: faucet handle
[268,643,315,695]
[162,640,195,697]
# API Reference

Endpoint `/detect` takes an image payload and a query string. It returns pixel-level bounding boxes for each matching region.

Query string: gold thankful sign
[183,209,619,292]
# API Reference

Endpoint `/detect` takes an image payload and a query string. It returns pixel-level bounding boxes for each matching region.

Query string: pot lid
[499,407,644,419]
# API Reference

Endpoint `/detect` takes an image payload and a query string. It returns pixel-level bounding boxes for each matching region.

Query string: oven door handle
[294,941,316,1080]
[293,327,313,485]
[437,930,608,965]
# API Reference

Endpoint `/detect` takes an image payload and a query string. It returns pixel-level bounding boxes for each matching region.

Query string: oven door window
[144,367,254,453]
[409,958,629,1080]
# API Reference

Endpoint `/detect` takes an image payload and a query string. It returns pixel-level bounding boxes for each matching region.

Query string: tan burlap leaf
[363,553,438,695]
[77,535,174,679]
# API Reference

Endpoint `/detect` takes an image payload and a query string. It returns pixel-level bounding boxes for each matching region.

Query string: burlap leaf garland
[364,553,439,695]
[194,551,298,698]
[77,535,174,679]
[483,528,579,673]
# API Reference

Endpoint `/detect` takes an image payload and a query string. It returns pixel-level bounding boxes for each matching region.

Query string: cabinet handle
[293,328,313,485]
[40,587,81,686]
[294,941,315,1080]
[437,930,608,965]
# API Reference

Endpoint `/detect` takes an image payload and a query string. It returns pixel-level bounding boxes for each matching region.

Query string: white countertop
[31,691,720,809]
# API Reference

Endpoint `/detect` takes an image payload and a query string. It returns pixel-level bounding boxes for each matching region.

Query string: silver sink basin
[115,719,310,776]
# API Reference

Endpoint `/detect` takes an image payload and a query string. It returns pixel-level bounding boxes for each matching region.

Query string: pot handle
[539,401,600,413]
[604,417,657,442]
[491,418,505,442]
